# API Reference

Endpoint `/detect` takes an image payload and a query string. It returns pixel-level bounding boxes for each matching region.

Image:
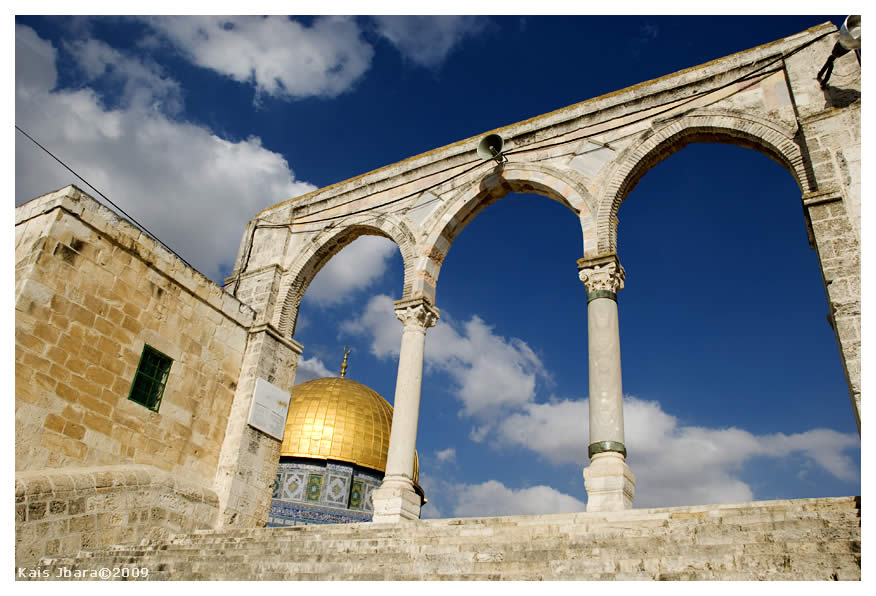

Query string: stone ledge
[15,186,255,329]
[15,464,219,568]
[16,465,219,506]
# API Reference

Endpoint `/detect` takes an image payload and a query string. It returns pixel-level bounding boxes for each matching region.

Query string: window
[128,345,172,411]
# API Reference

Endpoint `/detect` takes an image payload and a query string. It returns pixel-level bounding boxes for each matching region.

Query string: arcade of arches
[219,23,860,525]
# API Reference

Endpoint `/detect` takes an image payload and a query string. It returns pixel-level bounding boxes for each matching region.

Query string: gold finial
[340,346,351,378]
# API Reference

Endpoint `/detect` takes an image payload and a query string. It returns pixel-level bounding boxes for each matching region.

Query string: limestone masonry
[15,21,860,579]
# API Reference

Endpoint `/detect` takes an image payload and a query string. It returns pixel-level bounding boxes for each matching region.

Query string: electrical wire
[15,125,196,271]
[228,32,833,292]
[286,33,827,229]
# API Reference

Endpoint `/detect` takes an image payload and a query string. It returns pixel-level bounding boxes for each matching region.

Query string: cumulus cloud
[15,25,315,282]
[304,237,398,307]
[293,356,333,385]
[340,294,401,358]
[342,294,550,418]
[495,395,860,508]
[372,16,489,68]
[418,473,585,519]
[340,293,858,511]
[65,37,183,114]
[435,447,456,463]
[143,16,374,100]
[15,24,57,93]
[452,480,586,518]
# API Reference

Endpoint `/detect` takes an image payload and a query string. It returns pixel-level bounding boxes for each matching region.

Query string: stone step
[29,496,860,581]
[135,523,857,556]
[160,511,858,547]
[45,530,860,562]
[42,540,861,571]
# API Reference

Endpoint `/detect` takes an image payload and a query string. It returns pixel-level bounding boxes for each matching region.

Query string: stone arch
[272,213,418,337]
[415,163,597,301]
[594,110,814,255]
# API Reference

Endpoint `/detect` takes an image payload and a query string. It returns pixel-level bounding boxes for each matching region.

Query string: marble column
[371,297,439,522]
[578,254,635,511]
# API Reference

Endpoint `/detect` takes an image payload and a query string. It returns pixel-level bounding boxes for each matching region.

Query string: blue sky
[14,13,860,518]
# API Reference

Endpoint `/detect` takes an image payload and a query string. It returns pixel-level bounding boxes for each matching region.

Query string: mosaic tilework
[281,470,306,501]
[324,474,350,506]
[267,501,371,526]
[269,458,388,526]
[305,474,323,502]
[361,482,376,513]
[327,462,354,474]
[349,481,363,510]
[271,474,281,499]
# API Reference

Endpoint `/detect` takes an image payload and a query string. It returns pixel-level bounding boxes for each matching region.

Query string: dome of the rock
[268,371,421,527]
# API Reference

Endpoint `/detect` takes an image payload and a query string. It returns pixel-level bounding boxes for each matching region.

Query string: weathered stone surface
[24,496,859,581]
[15,465,218,569]
[15,187,254,486]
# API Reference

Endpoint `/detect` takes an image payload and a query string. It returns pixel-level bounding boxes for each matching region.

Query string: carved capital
[394,297,440,331]
[577,254,625,294]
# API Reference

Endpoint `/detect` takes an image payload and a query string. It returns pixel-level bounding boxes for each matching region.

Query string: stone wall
[15,185,255,486]
[15,465,218,569]
[15,186,257,563]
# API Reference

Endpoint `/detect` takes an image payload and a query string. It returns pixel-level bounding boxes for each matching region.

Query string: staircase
[31,496,860,580]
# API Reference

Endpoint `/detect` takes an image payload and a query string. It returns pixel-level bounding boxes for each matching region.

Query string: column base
[370,477,421,522]
[583,452,635,512]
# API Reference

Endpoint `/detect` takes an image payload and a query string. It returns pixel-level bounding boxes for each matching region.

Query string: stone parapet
[15,465,218,569]
[25,496,860,580]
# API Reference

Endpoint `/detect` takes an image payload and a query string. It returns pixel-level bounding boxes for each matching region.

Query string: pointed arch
[594,110,814,255]
[414,163,597,303]
[272,213,418,337]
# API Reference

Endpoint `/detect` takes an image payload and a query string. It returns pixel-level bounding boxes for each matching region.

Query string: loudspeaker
[476,134,505,163]
[839,15,861,51]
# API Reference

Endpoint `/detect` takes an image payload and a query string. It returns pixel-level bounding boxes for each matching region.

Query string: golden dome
[280,377,419,483]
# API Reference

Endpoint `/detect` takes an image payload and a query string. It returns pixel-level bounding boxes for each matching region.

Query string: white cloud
[144,16,374,100]
[372,16,488,68]
[340,294,400,358]
[65,37,183,114]
[435,447,456,463]
[15,24,57,94]
[342,294,550,418]
[495,395,860,508]
[452,480,586,518]
[497,398,591,465]
[15,25,315,283]
[294,356,333,385]
[418,473,585,519]
[304,236,398,307]
[340,293,858,510]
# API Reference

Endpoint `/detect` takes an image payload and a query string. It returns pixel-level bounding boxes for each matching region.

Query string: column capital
[577,254,625,295]
[394,297,440,331]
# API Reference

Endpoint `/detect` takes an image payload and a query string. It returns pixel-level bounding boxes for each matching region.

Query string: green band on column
[587,290,617,304]
[588,440,626,459]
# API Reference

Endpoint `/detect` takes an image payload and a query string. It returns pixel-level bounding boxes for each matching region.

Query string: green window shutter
[128,345,173,412]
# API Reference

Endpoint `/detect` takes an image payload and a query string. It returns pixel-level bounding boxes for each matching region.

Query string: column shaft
[383,324,426,482]
[588,296,625,447]
[371,298,438,523]
[578,254,635,512]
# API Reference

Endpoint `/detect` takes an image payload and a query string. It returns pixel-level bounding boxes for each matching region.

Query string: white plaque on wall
[247,378,291,441]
